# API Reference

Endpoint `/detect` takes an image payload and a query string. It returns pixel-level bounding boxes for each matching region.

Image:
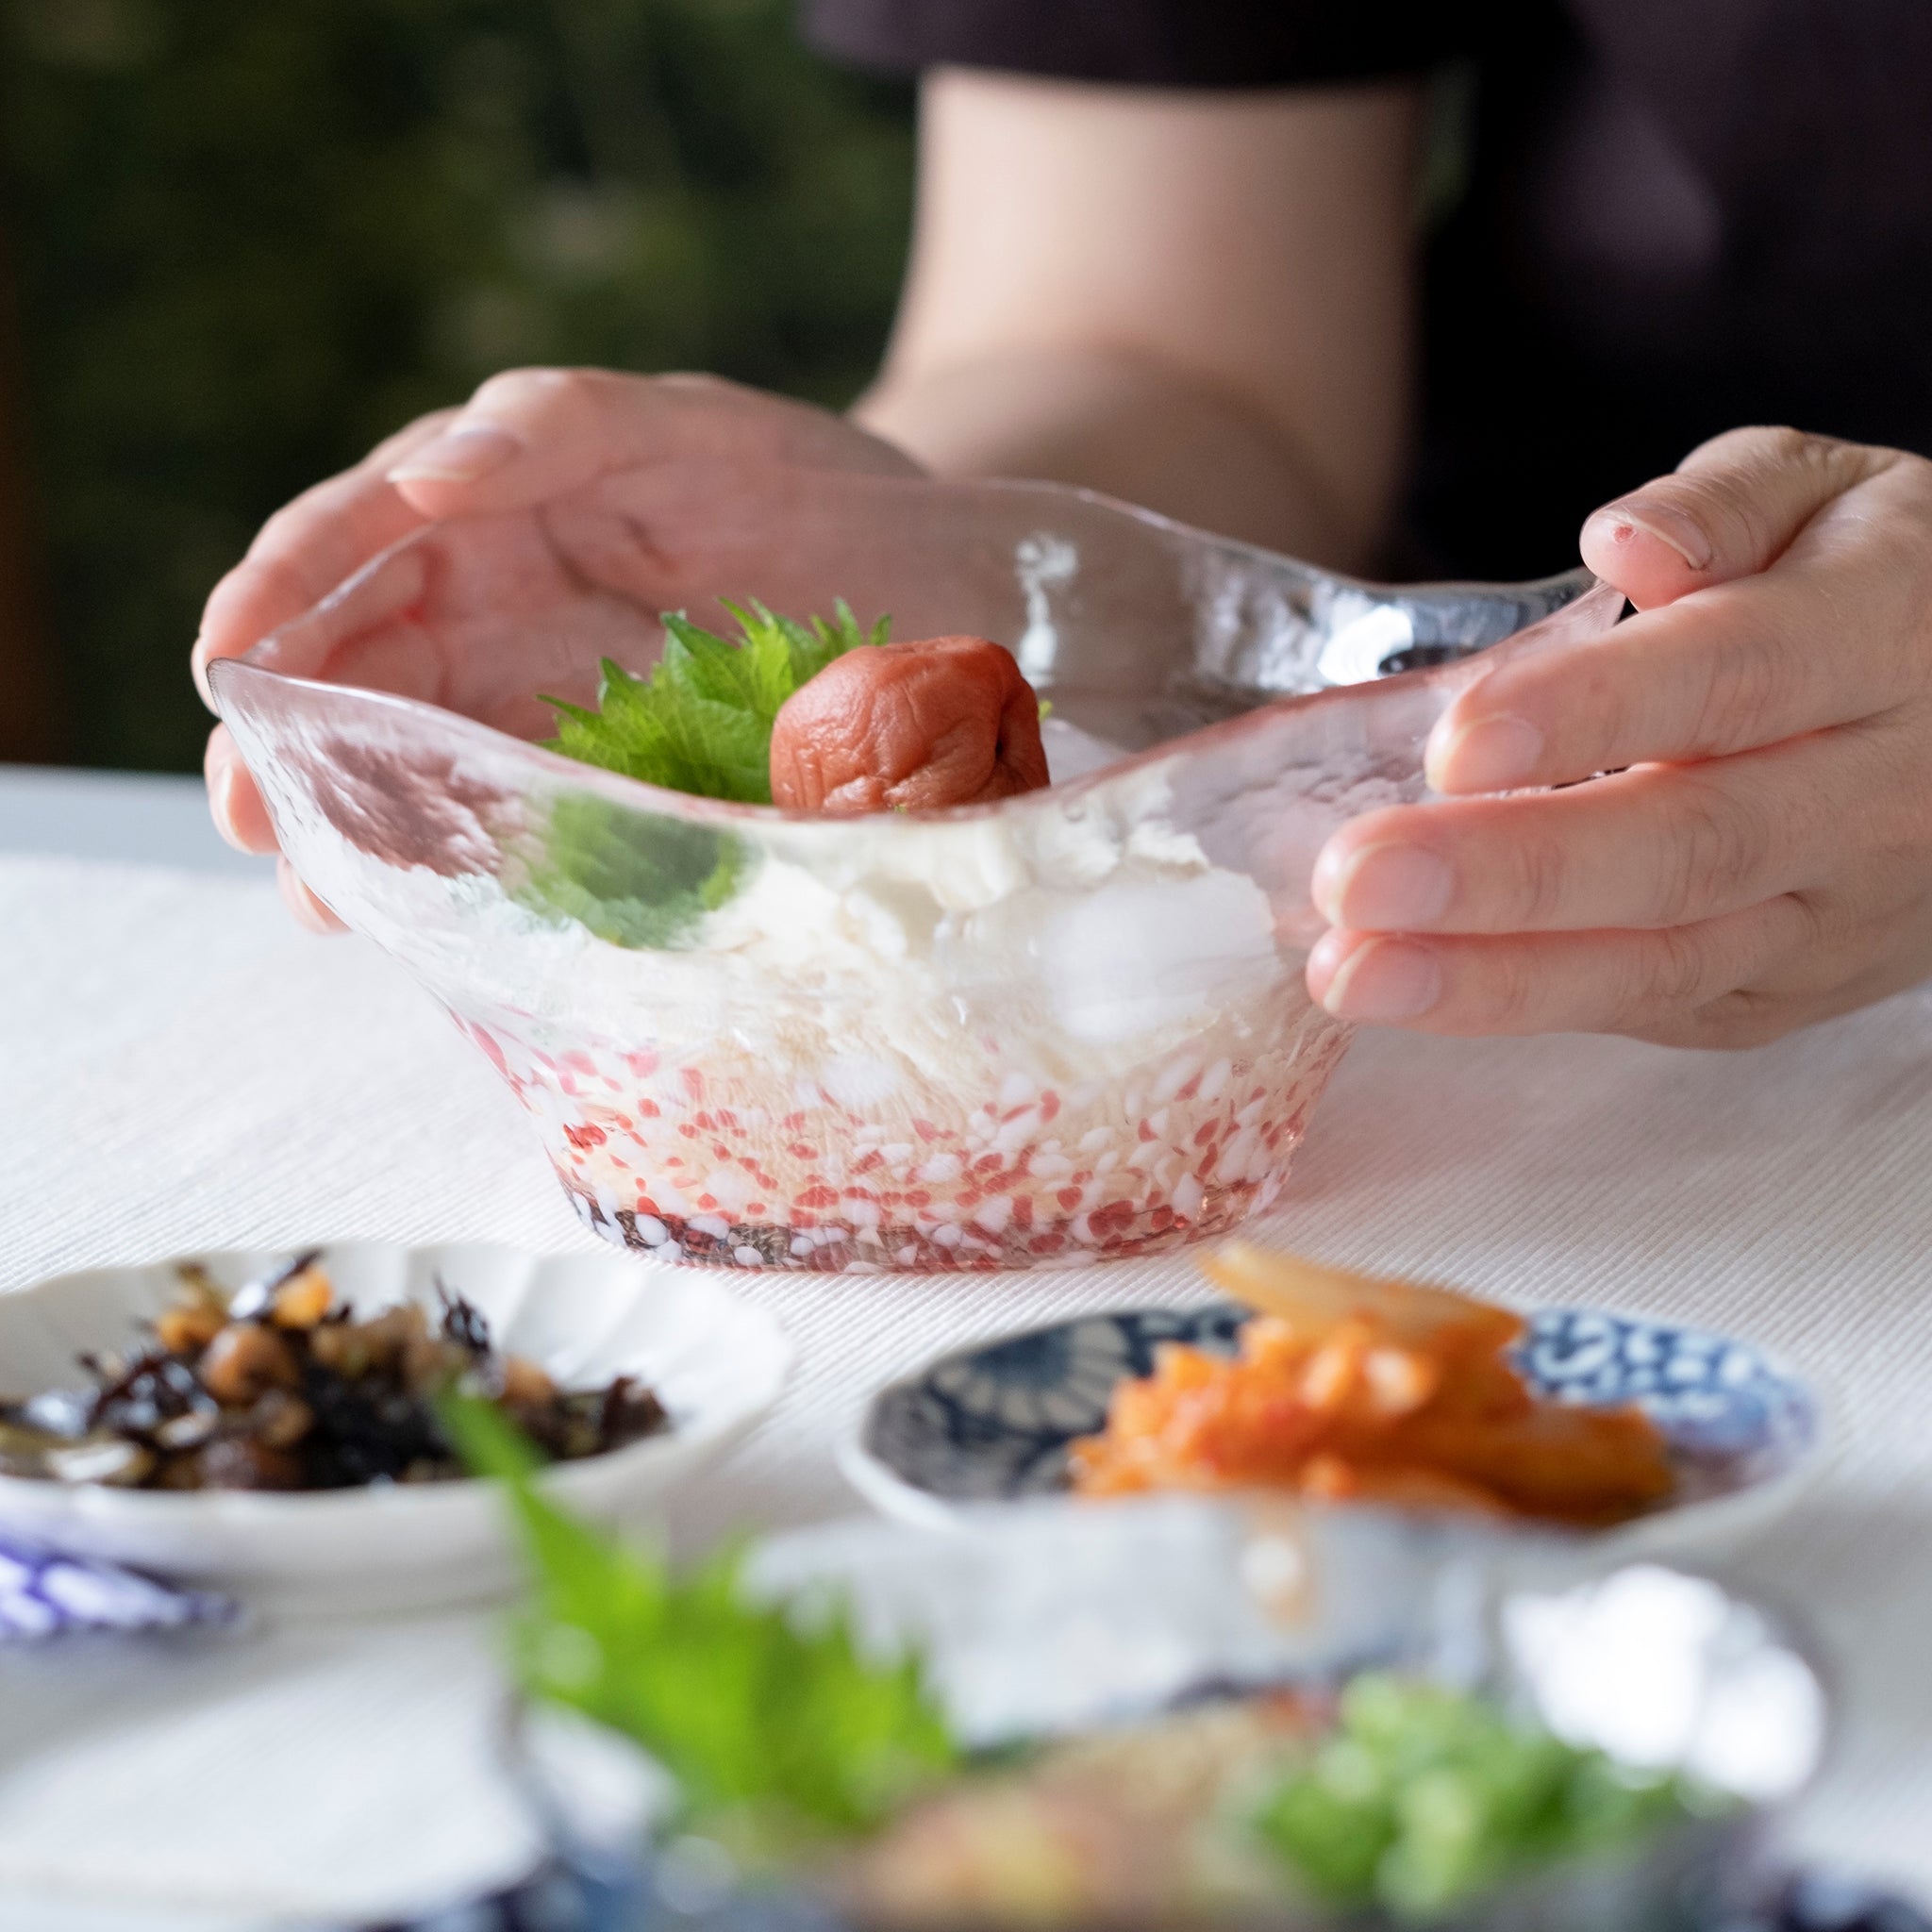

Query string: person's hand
[1307,427,1932,1047]
[193,369,919,928]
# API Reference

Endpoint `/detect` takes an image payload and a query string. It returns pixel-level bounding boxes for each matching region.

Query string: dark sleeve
[801,0,1472,88]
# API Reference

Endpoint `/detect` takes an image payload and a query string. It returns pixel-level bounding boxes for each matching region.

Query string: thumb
[1580,425,1890,610]
[381,367,673,517]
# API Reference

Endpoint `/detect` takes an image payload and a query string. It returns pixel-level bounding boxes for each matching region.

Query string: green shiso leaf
[443,1392,958,1849]
[1252,1674,1699,1922]
[541,599,888,806]
[519,600,885,950]
[511,791,749,951]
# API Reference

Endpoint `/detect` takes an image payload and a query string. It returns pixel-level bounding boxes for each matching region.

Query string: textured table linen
[1,854,1929,1926]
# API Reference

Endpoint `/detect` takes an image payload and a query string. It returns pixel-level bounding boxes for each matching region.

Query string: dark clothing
[805,0,1932,580]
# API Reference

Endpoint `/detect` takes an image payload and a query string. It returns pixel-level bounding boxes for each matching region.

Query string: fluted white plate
[0,1241,790,1612]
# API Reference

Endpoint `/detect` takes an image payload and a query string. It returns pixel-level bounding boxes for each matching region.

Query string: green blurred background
[0,0,914,773]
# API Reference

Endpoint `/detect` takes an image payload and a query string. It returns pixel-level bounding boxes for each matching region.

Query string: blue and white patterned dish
[844,1301,1821,1552]
[0,1539,232,1641]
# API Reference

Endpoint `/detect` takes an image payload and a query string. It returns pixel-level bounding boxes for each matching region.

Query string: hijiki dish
[0,1253,669,1492]
[453,604,1345,1274]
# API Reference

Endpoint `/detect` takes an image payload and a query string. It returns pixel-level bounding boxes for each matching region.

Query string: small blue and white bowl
[843,1300,1821,1559]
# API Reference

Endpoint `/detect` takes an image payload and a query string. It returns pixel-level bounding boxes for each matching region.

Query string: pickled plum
[770,635,1050,814]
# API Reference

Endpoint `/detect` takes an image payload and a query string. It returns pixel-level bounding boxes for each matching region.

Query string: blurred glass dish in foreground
[506,1492,1824,1930]
[211,474,1622,1273]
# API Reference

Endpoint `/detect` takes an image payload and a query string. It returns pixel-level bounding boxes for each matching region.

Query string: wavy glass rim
[209,567,1607,840]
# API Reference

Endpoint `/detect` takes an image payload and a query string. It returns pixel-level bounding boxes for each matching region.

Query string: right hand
[193,369,920,927]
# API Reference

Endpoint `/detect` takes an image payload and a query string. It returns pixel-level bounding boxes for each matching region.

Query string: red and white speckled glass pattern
[454,1002,1353,1271]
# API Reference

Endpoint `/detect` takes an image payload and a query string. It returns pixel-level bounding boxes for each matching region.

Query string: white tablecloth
[3,851,1930,1927]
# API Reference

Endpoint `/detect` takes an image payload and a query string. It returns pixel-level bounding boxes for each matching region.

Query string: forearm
[854,341,1370,567]
[851,70,1422,575]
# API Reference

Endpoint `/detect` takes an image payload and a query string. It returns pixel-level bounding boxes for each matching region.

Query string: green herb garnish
[516,600,884,949]
[541,600,888,805]
[443,1394,958,1852]
[511,792,748,950]
[1253,1674,1700,1921]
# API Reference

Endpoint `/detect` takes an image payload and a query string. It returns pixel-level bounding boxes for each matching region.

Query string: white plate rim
[0,1241,791,1532]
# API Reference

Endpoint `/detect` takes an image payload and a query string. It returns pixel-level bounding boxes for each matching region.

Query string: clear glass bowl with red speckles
[210,472,1623,1273]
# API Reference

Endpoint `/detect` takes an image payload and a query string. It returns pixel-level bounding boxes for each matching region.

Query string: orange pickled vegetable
[1201,1241,1524,1356]
[769,636,1050,814]
[1069,1247,1674,1528]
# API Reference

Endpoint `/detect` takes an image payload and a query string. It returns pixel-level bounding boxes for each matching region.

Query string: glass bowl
[210,473,1622,1273]
[511,1497,1827,1932]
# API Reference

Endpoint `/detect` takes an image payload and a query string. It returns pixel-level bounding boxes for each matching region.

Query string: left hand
[1306,426,1932,1047]
[192,368,921,930]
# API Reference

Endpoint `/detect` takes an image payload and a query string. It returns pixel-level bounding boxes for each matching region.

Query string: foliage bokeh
[0,0,913,771]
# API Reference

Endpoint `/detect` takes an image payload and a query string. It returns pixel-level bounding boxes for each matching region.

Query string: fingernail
[1584,502,1711,573]
[279,859,340,932]
[388,422,522,484]
[209,760,248,851]
[1314,841,1454,929]
[1431,714,1544,792]
[1319,938,1443,1022]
